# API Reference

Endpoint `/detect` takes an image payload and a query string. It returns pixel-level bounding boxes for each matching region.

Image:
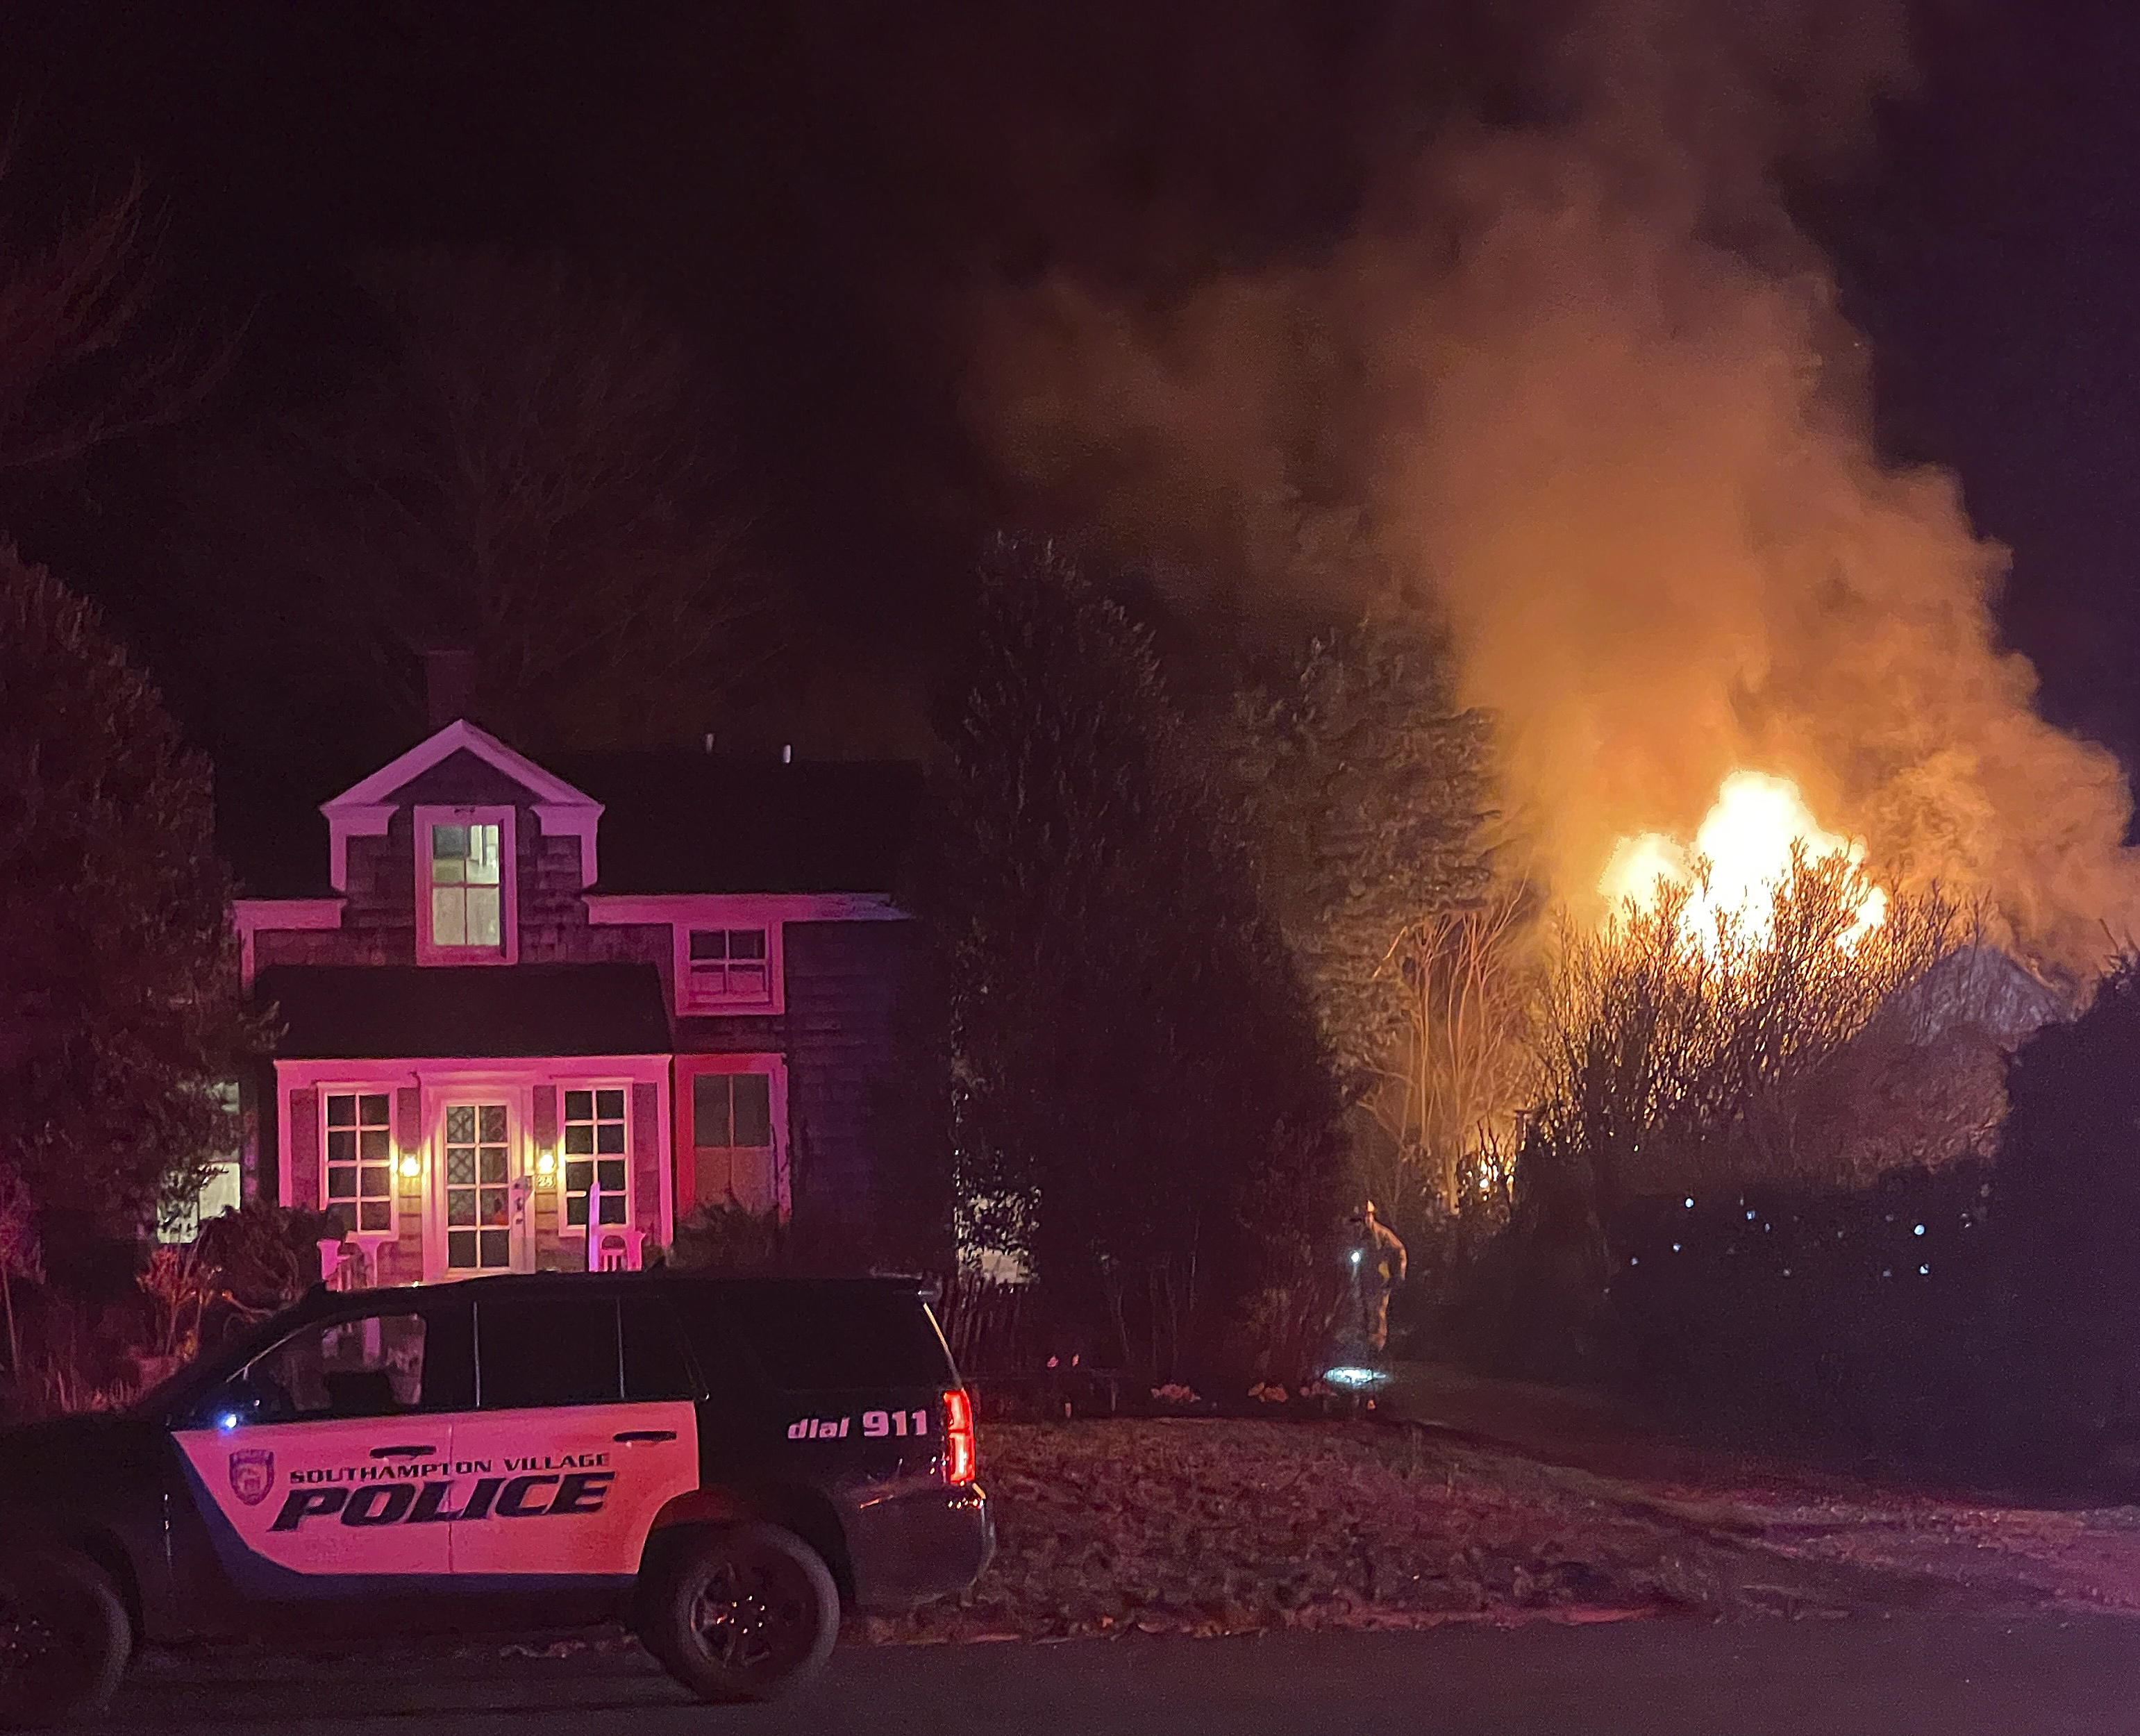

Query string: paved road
[108,1614,2140,1735]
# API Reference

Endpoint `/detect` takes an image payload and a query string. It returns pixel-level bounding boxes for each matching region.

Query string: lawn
[861,1417,1923,1643]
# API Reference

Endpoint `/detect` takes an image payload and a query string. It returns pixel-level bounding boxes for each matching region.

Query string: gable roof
[258,963,672,1059]
[215,729,926,901]
[321,718,599,813]
[316,719,602,892]
[547,755,925,896]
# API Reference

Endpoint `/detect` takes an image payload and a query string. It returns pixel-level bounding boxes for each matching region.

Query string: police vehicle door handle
[614,1429,678,1444]
[369,1444,438,1460]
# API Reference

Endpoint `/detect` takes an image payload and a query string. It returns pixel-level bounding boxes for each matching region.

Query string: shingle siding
[783,921,918,1253]
[342,819,418,955]
[674,1013,783,1054]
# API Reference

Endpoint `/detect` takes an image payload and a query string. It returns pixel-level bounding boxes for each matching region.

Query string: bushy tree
[0,550,260,1230]
[1228,621,1503,1208]
[1472,853,1962,1376]
[1230,624,1494,1076]
[921,541,1344,1379]
[1989,963,2140,1478]
[1530,853,1960,1215]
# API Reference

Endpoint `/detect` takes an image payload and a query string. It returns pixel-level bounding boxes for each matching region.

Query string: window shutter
[530,1083,558,1155]
[287,1087,319,1209]
[631,1082,661,1237]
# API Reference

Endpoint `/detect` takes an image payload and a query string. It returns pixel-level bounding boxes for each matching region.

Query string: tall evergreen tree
[0,549,258,1230]
[921,540,1344,1378]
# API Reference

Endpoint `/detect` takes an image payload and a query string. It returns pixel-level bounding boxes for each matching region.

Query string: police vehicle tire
[0,1544,133,1729]
[637,1522,840,1704]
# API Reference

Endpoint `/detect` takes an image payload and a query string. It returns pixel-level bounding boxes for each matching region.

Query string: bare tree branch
[1528,851,1978,1208]
[0,167,233,473]
[206,250,778,753]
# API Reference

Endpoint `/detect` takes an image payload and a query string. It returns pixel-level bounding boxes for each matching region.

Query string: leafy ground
[858,1418,1971,1644]
[1381,1362,2140,1620]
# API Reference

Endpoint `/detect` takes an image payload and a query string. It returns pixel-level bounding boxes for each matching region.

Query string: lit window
[158,1082,244,1243]
[692,1072,773,1151]
[158,1162,243,1244]
[430,822,502,950]
[563,1089,629,1230]
[326,1092,394,1235]
[686,928,769,1003]
[444,1103,511,1271]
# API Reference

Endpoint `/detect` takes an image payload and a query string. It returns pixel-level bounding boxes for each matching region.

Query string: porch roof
[256,964,672,1060]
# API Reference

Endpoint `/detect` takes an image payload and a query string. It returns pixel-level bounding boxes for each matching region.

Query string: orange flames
[1598,770,1888,951]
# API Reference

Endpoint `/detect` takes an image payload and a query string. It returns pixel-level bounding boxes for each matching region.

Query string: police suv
[0,1272,991,1725]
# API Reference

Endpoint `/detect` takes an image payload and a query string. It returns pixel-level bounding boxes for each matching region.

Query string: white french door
[440,1101,521,1276]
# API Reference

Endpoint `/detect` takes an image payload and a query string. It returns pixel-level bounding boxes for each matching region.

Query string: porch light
[535,1149,557,1179]
[397,1153,421,1180]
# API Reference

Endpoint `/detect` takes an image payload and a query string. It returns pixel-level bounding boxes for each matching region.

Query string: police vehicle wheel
[0,1545,132,1728]
[638,1522,839,1704]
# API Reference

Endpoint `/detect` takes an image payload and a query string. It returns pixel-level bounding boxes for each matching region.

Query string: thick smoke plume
[965,1,2140,979]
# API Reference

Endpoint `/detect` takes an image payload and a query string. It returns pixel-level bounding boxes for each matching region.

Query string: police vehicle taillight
[942,1387,977,1485]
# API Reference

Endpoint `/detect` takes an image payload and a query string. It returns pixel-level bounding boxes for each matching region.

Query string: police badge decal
[228,1449,276,1508]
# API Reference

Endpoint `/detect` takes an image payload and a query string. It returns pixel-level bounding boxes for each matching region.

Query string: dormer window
[432,823,501,946]
[685,926,772,1009]
[415,804,518,964]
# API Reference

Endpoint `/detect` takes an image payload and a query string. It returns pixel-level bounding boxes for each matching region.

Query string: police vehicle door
[171,1301,474,1582]
[450,1293,699,1578]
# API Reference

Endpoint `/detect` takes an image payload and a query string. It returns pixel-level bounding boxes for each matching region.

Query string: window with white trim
[685,927,770,1006]
[428,821,503,951]
[562,1088,630,1230]
[325,1092,394,1236]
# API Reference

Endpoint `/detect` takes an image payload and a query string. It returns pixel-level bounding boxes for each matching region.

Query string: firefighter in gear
[1337,1201,1408,1357]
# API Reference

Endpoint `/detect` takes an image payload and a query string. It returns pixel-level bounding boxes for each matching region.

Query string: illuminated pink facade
[227,719,919,1284]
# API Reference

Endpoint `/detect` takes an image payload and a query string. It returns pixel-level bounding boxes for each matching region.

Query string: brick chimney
[423,648,476,731]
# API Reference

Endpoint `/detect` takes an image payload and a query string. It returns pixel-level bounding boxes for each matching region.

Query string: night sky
[0,0,2132,810]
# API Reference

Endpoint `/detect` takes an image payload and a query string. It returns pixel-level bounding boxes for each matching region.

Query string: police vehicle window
[477,1296,621,1409]
[714,1285,953,1392]
[621,1295,700,1401]
[247,1312,432,1421]
[664,1290,755,1392]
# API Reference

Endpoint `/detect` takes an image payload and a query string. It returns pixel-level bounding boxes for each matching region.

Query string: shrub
[1987,962,2140,1485]
[194,1200,332,1321]
[667,1199,784,1274]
